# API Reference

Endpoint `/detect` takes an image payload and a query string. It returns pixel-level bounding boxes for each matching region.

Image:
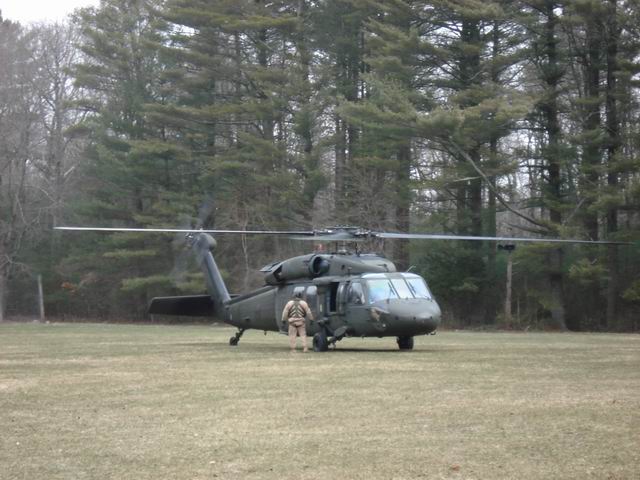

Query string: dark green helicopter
[56,225,626,351]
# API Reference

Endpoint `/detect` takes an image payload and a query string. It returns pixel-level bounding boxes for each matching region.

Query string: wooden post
[0,274,5,323]
[505,251,512,324]
[37,274,45,322]
[499,245,516,325]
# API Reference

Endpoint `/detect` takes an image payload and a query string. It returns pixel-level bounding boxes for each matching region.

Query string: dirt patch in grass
[1,324,639,479]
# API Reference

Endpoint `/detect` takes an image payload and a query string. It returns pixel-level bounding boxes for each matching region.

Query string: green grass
[1,323,639,480]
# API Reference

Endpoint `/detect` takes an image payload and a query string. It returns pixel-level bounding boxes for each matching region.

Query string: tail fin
[192,233,230,318]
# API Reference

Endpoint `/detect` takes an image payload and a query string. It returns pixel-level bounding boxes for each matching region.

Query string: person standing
[282,291,313,352]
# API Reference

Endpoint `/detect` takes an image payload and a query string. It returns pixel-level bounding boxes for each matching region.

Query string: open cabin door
[325,281,346,316]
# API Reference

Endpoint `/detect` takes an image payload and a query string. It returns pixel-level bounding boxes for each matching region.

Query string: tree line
[1,0,639,330]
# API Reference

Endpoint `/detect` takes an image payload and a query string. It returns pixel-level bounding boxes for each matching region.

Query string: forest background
[1,0,639,331]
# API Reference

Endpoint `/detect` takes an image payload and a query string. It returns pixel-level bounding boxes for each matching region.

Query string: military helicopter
[56,225,627,351]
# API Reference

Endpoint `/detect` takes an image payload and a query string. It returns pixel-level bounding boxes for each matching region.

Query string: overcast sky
[1,0,98,24]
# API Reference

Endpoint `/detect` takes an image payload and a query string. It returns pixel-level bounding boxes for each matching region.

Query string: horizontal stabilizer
[148,295,215,317]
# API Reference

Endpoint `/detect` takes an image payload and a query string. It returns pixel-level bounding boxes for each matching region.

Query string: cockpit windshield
[365,275,432,303]
[366,279,399,303]
[391,279,413,299]
[406,278,432,299]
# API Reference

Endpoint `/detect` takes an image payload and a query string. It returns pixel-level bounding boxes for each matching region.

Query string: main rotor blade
[375,232,631,245]
[289,233,368,242]
[55,227,632,245]
[55,226,314,235]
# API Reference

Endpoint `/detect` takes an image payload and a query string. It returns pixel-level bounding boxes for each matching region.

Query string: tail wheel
[397,336,414,350]
[313,331,329,352]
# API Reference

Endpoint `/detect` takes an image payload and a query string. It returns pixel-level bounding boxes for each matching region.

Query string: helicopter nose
[414,305,441,330]
[385,299,441,333]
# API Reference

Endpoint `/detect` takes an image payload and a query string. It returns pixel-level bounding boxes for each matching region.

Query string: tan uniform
[282,299,314,352]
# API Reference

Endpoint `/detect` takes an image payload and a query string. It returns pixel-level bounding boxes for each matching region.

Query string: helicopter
[55,225,628,351]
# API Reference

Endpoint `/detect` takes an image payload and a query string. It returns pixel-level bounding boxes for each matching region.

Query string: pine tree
[313,0,388,226]
[518,0,571,329]
[148,0,327,290]
[65,0,180,318]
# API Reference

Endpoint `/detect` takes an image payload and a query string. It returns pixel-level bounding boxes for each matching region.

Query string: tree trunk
[257,27,274,145]
[334,115,347,217]
[469,147,483,238]
[487,20,500,270]
[394,143,412,271]
[296,0,319,220]
[458,17,482,238]
[542,1,567,330]
[456,184,468,235]
[582,13,602,241]
[605,0,620,328]
[549,248,567,329]
[297,0,312,157]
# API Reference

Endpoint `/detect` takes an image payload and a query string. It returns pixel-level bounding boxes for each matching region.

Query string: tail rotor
[170,196,217,290]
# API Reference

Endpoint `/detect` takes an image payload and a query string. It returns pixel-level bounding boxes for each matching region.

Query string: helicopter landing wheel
[313,331,329,352]
[229,328,245,346]
[397,336,414,351]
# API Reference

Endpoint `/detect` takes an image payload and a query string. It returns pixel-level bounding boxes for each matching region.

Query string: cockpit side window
[348,282,365,305]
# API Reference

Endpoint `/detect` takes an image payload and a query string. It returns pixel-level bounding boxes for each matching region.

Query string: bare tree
[0,17,40,321]
[0,18,85,321]
[30,22,86,229]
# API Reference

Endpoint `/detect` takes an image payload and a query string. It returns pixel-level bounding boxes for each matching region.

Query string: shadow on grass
[172,342,220,348]
[172,341,441,355]
[327,347,439,354]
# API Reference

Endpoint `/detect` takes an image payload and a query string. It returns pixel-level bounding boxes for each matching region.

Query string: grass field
[1,323,639,480]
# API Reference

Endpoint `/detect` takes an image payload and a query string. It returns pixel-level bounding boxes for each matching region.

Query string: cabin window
[328,282,340,312]
[305,286,317,308]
